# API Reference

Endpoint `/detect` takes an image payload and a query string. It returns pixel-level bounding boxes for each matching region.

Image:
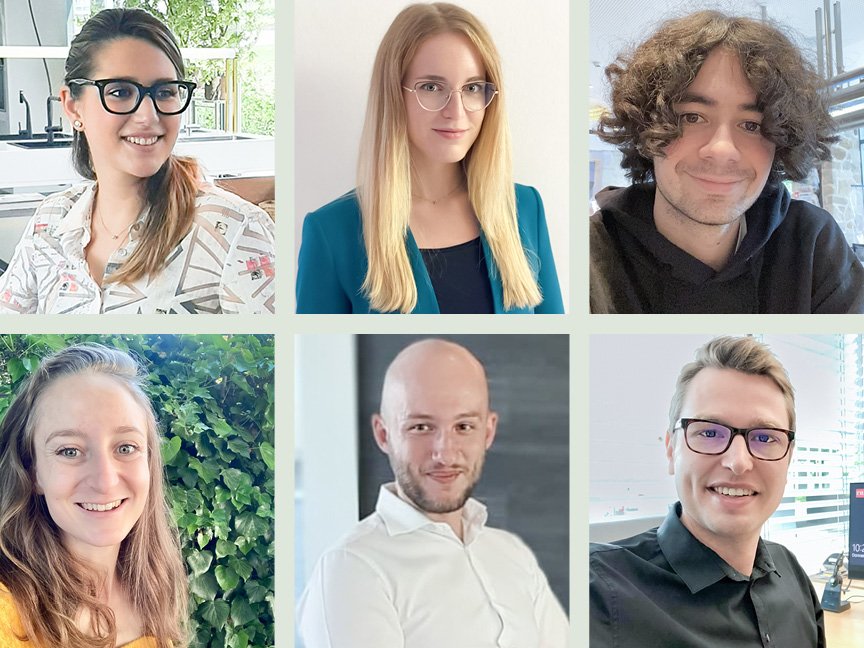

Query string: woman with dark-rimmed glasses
[0,8,275,314]
[296,2,562,314]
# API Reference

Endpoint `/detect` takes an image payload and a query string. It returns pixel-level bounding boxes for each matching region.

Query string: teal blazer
[296,184,563,314]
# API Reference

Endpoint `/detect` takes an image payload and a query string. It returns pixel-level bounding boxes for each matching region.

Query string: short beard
[391,460,480,515]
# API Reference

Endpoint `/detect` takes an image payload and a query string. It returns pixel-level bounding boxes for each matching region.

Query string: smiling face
[373,341,497,521]
[652,47,776,227]
[61,37,182,190]
[402,31,488,173]
[665,367,791,553]
[32,372,151,561]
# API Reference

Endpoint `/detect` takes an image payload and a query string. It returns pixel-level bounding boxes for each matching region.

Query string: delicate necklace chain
[96,206,136,244]
[412,178,466,205]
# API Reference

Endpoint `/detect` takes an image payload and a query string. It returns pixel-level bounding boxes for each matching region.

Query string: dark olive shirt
[590,502,825,647]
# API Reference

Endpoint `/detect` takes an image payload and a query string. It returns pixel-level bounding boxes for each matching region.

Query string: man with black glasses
[590,336,825,647]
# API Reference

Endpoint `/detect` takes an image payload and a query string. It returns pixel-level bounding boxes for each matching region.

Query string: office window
[591,334,864,573]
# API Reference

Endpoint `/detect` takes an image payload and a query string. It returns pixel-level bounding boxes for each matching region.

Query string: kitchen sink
[9,139,72,149]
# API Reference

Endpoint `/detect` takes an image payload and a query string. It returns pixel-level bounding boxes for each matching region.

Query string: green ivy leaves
[0,334,275,647]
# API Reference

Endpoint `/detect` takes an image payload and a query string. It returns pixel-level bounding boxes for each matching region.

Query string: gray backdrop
[355,334,570,610]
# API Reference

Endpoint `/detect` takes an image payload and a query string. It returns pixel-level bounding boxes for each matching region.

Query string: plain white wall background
[294,0,570,309]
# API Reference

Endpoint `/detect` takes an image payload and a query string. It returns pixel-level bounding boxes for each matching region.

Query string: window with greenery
[0,334,275,648]
[76,0,275,136]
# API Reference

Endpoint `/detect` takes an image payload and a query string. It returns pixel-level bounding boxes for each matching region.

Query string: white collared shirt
[297,483,569,648]
[0,181,275,314]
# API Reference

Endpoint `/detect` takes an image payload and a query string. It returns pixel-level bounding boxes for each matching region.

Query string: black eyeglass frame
[677,417,795,461]
[68,78,197,115]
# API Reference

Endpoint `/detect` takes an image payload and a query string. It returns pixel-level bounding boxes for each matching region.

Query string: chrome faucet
[18,91,32,139]
[45,96,63,144]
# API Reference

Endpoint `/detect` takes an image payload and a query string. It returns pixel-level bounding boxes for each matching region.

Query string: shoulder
[302,190,362,230]
[33,182,92,224]
[194,184,274,230]
[0,584,26,643]
[514,183,543,217]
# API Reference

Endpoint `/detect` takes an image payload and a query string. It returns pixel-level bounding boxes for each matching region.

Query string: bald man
[297,340,569,648]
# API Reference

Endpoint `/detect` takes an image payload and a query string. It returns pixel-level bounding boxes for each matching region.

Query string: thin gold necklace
[97,207,135,243]
[412,178,466,205]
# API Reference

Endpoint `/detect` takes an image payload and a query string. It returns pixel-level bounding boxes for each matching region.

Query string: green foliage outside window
[0,334,275,648]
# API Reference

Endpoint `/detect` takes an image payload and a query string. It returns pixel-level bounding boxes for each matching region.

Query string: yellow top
[0,584,157,647]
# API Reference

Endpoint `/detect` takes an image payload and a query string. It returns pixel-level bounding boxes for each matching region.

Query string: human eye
[56,446,80,459]
[155,84,180,99]
[750,429,780,445]
[408,423,432,434]
[740,120,762,134]
[117,442,141,456]
[463,82,484,95]
[456,422,476,433]
[678,112,705,126]
[104,82,135,100]
[418,81,444,93]
[692,422,727,439]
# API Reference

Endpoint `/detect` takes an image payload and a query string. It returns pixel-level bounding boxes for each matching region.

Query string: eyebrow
[677,92,761,113]
[692,416,789,430]
[414,74,486,84]
[404,411,483,421]
[44,426,147,444]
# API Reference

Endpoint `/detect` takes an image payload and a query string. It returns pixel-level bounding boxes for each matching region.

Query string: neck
[65,539,123,597]
[680,510,758,576]
[394,483,465,541]
[94,180,146,232]
[653,197,741,272]
[411,159,465,203]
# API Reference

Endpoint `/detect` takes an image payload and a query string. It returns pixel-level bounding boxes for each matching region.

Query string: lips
[433,129,468,140]
[710,485,757,497]
[425,470,461,483]
[123,135,161,146]
[77,498,125,512]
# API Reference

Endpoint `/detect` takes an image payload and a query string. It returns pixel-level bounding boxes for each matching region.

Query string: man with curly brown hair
[591,10,864,313]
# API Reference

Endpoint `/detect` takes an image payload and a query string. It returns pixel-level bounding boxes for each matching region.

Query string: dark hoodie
[590,183,864,313]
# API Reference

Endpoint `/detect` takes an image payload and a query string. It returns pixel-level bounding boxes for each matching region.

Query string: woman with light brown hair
[0,344,187,647]
[0,8,275,314]
[296,2,562,314]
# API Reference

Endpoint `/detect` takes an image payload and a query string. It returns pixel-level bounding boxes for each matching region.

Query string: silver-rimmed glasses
[68,78,197,115]
[677,418,795,461]
[402,80,498,112]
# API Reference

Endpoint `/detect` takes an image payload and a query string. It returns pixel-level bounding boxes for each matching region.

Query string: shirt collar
[375,482,489,544]
[657,501,778,593]
[54,182,96,237]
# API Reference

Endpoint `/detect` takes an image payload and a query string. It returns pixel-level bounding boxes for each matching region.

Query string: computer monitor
[850,482,864,581]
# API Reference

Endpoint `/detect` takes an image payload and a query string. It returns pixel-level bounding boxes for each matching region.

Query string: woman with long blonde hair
[296,2,562,314]
[0,344,187,647]
[0,8,275,314]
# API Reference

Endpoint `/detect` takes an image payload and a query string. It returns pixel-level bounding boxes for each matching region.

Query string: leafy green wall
[0,334,274,648]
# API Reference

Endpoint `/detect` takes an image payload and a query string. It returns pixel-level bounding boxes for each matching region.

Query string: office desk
[810,577,864,648]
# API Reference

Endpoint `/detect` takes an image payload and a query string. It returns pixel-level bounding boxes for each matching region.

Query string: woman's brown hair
[0,344,188,647]
[597,10,838,183]
[64,8,200,285]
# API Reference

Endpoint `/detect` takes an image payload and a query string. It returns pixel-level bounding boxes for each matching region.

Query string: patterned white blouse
[0,182,275,314]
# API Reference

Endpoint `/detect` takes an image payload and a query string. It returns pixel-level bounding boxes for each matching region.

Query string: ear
[484,411,498,450]
[372,413,390,454]
[59,86,83,127]
[665,430,675,476]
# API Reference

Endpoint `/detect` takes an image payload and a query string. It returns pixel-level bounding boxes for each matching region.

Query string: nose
[88,449,121,492]
[699,123,741,164]
[431,428,460,464]
[132,92,160,121]
[721,435,754,475]
[440,90,468,119]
